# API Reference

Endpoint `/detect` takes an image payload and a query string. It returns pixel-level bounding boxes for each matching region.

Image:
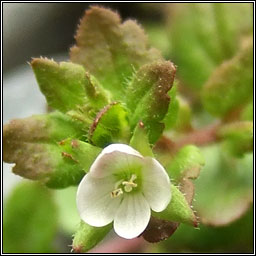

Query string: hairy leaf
[129,121,153,157]
[3,112,101,188]
[166,145,205,183]
[46,139,101,188]
[153,184,197,227]
[127,61,176,143]
[89,102,130,147]
[31,58,87,113]
[72,221,112,253]
[70,6,162,99]
[31,58,109,113]
[163,82,179,130]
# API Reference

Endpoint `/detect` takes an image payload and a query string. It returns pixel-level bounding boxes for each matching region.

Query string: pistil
[110,174,138,198]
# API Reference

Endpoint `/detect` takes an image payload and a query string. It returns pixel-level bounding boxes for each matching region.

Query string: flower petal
[101,144,142,156]
[77,173,121,227]
[89,144,143,178]
[142,157,171,212]
[114,193,151,239]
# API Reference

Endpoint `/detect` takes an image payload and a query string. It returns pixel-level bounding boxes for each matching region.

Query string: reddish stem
[156,122,221,153]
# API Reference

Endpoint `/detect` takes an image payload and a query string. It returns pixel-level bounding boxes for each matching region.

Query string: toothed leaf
[31,58,109,114]
[202,37,253,117]
[70,6,162,100]
[31,59,87,112]
[127,61,176,143]
[169,3,253,89]
[3,112,101,188]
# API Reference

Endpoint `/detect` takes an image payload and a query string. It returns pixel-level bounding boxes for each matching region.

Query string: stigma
[122,174,137,192]
[110,174,138,198]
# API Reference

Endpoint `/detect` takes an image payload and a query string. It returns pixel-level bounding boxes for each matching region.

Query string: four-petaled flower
[76,144,172,239]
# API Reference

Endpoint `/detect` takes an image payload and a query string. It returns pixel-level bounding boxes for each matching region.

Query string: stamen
[111,174,138,198]
[122,181,137,187]
[111,188,123,198]
[122,174,137,193]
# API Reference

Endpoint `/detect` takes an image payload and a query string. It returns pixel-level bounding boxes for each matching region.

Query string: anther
[111,188,123,198]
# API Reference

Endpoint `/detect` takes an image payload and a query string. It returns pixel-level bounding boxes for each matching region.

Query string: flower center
[111,174,137,198]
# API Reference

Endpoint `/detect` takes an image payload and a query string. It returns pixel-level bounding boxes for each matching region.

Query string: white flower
[76,144,171,239]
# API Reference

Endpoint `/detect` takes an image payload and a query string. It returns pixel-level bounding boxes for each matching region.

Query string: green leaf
[82,72,110,109]
[129,121,154,157]
[168,3,253,89]
[3,182,58,253]
[31,58,87,113]
[163,82,179,130]
[3,112,101,188]
[153,184,197,226]
[54,187,80,234]
[70,6,162,100]
[202,37,253,117]
[160,206,253,253]
[72,221,112,253]
[89,102,130,147]
[187,4,224,63]
[241,101,253,121]
[218,121,253,157]
[168,4,216,89]
[174,96,192,132]
[194,145,253,226]
[46,139,101,188]
[127,61,176,143]
[166,145,205,183]
[163,145,205,207]
[213,3,253,60]
[31,58,110,114]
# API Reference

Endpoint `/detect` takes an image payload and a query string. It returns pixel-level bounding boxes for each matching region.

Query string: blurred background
[3,3,166,74]
[3,2,253,254]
